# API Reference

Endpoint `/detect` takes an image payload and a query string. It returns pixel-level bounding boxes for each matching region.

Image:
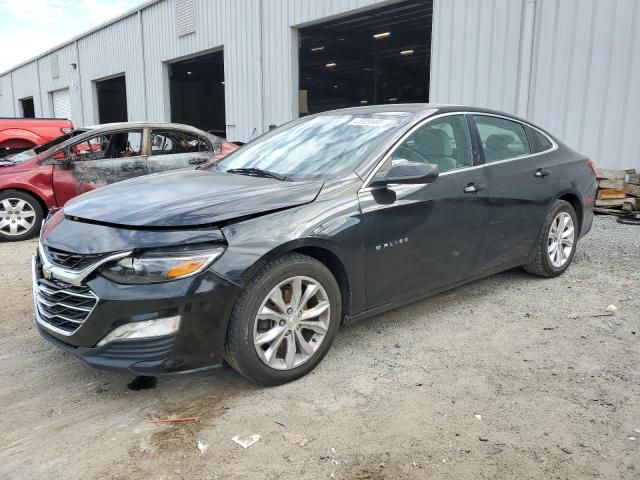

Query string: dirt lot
[1,216,639,480]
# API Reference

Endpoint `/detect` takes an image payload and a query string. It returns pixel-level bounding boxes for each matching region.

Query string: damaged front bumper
[32,252,241,375]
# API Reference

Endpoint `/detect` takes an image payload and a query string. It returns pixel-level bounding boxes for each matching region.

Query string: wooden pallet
[594,168,639,219]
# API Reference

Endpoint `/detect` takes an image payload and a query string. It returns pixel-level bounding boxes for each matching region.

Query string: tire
[0,190,44,242]
[224,253,341,385]
[523,199,578,278]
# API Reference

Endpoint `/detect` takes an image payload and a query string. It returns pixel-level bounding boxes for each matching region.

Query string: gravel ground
[1,216,639,480]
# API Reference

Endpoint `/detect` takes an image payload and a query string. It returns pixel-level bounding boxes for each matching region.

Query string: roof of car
[320,103,553,136]
[82,122,210,134]
[323,103,514,116]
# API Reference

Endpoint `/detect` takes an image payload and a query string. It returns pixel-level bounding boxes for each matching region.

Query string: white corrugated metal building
[0,0,638,170]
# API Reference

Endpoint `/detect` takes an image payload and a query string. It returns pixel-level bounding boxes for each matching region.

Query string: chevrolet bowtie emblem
[42,267,52,280]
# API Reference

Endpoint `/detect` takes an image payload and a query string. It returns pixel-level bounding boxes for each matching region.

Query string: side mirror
[370,160,439,187]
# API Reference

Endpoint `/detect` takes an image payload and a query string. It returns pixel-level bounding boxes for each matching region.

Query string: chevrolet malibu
[34,105,597,385]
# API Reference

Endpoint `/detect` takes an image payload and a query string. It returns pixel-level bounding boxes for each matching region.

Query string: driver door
[52,130,147,206]
[358,114,489,309]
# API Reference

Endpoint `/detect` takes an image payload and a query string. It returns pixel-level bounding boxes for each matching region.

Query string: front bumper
[33,252,241,374]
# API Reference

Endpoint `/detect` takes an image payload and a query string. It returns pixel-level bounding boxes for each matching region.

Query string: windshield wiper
[225,167,287,181]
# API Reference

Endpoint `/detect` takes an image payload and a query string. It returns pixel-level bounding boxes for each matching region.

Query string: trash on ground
[232,434,260,449]
[275,419,288,428]
[197,437,209,455]
[479,436,489,442]
[283,432,309,446]
[147,417,197,424]
[474,414,482,420]
[606,304,618,313]
[560,447,573,454]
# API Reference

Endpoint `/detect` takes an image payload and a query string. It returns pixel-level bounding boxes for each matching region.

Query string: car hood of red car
[63,169,324,228]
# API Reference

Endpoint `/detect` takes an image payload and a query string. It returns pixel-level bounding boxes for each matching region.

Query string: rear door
[470,115,558,269]
[147,129,214,174]
[359,114,489,308]
[51,130,147,206]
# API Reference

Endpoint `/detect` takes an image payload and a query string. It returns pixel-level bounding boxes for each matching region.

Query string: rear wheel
[224,253,341,385]
[0,190,43,241]
[523,199,578,277]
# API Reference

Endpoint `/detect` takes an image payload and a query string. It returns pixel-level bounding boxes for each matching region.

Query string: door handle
[464,183,485,193]
[535,168,550,177]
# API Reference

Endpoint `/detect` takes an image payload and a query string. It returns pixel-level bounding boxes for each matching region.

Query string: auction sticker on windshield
[348,118,396,127]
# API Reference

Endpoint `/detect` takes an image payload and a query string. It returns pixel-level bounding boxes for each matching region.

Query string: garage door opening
[20,97,35,118]
[96,75,128,123]
[169,50,226,137]
[298,0,432,115]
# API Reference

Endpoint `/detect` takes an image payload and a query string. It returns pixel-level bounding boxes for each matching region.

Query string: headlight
[100,244,225,284]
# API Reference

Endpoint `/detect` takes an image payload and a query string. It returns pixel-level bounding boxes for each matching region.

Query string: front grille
[44,246,108,271]
[35,278,97,334]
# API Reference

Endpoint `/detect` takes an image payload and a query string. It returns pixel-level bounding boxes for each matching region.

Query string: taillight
[61,127,73,134]
[587,159,598,176]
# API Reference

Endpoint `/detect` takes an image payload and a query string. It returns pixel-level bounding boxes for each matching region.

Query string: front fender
[212,183,366,315]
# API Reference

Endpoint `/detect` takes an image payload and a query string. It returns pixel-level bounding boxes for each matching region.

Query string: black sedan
[34,104,597,385]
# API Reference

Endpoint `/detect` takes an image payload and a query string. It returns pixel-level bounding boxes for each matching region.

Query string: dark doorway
[20,97,35,118]
[169,50,226,137]
[298,0,432,115]
[96,75,128,123]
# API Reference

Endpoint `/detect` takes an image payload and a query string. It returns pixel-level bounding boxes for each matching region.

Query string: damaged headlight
[100,244,225,284]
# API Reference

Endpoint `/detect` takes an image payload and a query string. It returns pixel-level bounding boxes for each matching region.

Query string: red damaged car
[0,122,237,241]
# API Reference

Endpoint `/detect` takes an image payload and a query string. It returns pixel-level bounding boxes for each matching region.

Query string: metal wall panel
[0,75,14,116]
[430,0,524,113]
[77,14,145,125]
[528,0,640,170]
[10,62,43,117]
[37,44,84,125]
[431,0,640,170]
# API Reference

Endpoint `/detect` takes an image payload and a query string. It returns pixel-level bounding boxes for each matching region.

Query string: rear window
[525,125,554,153]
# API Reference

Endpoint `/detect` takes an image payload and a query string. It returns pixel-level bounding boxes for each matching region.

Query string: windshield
[3,130,86,164]
[213,113,411,180]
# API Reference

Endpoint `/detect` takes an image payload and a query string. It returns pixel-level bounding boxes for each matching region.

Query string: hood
[64,169,324,227]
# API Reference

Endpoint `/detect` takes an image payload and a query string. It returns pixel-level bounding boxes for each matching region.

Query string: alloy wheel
[0,198,37,237]
[547,211,574,268]
[253,276,331,370]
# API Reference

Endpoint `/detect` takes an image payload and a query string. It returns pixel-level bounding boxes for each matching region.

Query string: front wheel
[0,190,44,242]
[523,199,578,277]
[224,253,341,385]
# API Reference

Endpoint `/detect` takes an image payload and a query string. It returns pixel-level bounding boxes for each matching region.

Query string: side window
[525,125,553,153]
[390,115,473,173]
[474,115,530,163]
[121,131,143,157]
[151,130,211,155]
[70,135,111,161]
[69,131,143,161]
